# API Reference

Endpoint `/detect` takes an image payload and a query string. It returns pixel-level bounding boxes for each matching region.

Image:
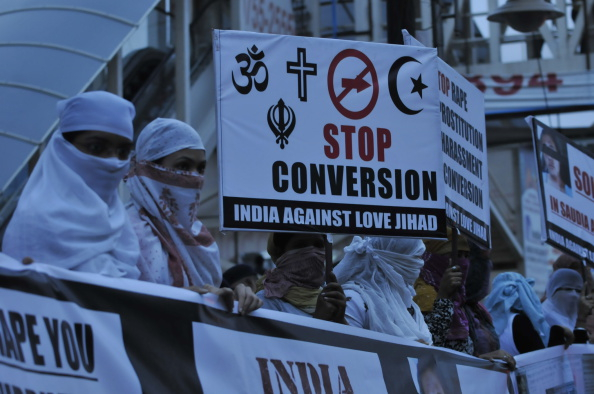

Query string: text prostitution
[439,73,484,210]
[270,124,438,202]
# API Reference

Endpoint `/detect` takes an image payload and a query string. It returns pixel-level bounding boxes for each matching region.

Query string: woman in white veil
[2,91,139,278]
[334,236,432,344]
[542,268,583,330]
[126,118,261,314]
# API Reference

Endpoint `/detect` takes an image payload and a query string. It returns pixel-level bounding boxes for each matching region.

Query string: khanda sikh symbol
[267,99,296,149]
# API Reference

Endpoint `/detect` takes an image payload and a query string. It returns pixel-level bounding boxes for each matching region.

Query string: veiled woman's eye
[558,287,581,294]
[116,145,132,159]
[175,162,191,171]
[86,142,106,155]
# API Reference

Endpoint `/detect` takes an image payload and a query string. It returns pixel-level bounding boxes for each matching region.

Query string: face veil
[2,91,140,278]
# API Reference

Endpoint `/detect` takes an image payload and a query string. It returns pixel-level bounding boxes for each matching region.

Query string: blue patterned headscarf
[484,272,550,345]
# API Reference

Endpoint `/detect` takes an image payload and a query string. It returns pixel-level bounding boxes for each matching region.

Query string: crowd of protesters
[2,91,593,372]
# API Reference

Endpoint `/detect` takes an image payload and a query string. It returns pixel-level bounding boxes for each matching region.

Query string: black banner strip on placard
[445,197,490,248]
[545,222,594,264]
[222,196,447,238]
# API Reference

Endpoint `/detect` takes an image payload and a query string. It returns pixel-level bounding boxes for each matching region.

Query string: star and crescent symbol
[388,56,427,115]
[410,74,427,98]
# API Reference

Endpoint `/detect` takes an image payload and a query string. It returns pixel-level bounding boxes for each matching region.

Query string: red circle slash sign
[327,49,379,120]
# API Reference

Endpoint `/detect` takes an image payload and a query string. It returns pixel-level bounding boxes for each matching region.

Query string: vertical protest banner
[213,30,446,238]
[403,31,490,247]
[527,117,594,264]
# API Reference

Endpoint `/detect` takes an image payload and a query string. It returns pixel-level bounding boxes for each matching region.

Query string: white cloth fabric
[126,118,221,287]
[542,268,583,329]
[334,236,432,344]
[58,91,135,139]
[2,91,140,278]
[498,313,520,356]
[134,117,204,161]
[344,289,369,328]
[256,290,312,317]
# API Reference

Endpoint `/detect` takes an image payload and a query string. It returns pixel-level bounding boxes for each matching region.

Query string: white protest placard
[403,31,490,247]
[527,116,594,264]
[514,345,594,394]
[214,29,446,238]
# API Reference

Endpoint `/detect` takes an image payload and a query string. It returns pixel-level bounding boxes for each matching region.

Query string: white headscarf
[125,118,221,287]
[484,272,550,346]
[2,91,140,278]
[334,236,432,344]
[542,268,583,329]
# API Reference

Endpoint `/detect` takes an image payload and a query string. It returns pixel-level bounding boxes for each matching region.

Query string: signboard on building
[528,117,594,264]
[238,0,295,35]
[468,71,594,116]
[213,29,446,238]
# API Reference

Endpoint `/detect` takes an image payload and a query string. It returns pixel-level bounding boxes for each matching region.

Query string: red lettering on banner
[492,75,523,96]
[466,73,563,96]
[528,73,563,93]
[574,166,594,200]
[560,202,591,232]
[438,71,450,96]
[466,75,487,93]
[323,124,391,162]
[244,0,295,34]
[323,123,340,159]
[257,357,354,394]
[550,195,559,213]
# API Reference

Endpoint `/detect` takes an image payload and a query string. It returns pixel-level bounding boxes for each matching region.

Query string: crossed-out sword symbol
[267,99,296,149]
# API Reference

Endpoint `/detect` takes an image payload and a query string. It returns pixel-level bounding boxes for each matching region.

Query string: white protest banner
[193,323,389,393]
[214,29,446,238]
[403,30,490,247]
[514,344,594,393]
[0,253,511,393]
[0,289,142,394]
[527,117,594,264]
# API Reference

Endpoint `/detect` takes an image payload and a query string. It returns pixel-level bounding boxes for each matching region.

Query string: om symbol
[232,45,269,95]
